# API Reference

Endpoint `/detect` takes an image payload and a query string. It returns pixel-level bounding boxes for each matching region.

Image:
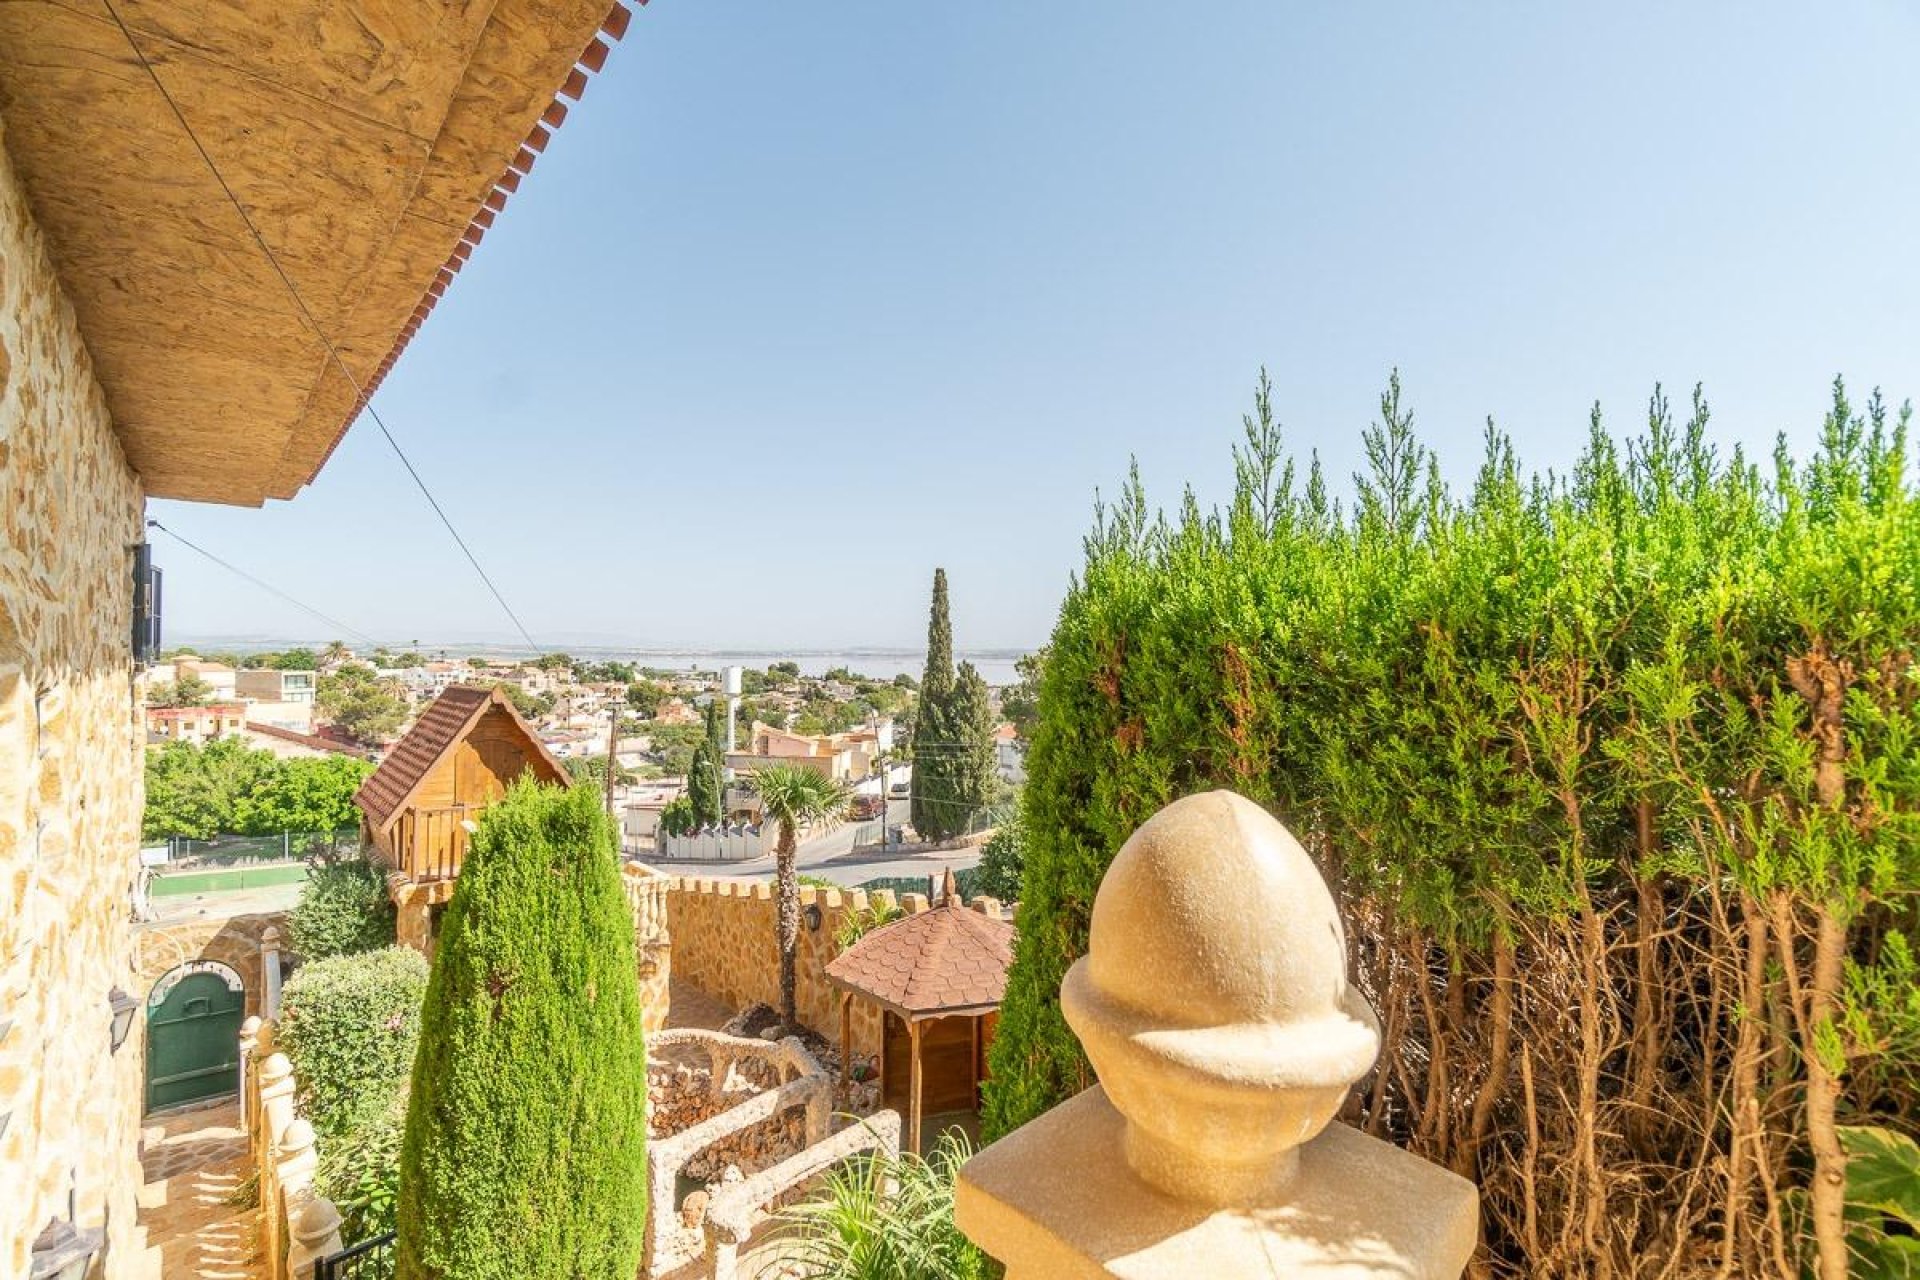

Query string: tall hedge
[278,946,427,1138]
[396,780,647,1280]
[984,374,1920,1279]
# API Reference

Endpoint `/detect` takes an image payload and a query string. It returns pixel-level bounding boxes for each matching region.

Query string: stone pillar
[272,1118,319,1280]
[286,1193,344,1279]
[258,1052,295,1172]
[955,791,1479,1279]
[238,1016,261,1138]
[260,926,283,1021]
[394,882,433,956]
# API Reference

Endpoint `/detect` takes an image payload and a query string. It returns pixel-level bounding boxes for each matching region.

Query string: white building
[235,668,317,731]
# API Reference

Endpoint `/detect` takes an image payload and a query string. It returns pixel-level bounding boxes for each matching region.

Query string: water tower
[722,665,743,753]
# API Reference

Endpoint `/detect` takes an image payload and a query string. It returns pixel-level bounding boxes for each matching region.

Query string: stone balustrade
[703,1109,903,1280]
[240,1017,345,1280]
[623,862,675,1033]
[955,791,1480,1279]
[623,860,673,943]
[642,1029,835,1279]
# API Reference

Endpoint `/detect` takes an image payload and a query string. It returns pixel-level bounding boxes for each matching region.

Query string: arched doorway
[146,961,245,1112]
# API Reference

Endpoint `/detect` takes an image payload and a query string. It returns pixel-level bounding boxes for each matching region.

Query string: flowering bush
[277,946,427,1138]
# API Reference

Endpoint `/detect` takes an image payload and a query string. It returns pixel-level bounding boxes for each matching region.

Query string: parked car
[888,780,911,799]
[850,794,884,820]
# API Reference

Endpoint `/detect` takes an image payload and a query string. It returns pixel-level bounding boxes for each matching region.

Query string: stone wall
[665,879,919,1067]
[0,114,149,1277]
[133,911,287,1022]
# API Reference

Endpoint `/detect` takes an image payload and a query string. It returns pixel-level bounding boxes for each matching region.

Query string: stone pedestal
[956,791,1481,1279]
[957,1086,1478,1279]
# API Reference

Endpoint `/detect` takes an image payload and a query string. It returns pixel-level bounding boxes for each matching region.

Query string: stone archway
[145,960,245,1112]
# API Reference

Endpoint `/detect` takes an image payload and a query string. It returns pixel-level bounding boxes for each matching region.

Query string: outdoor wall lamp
[30,1187,102,1280]
[108,987,138,1053]
[804,903,823,933]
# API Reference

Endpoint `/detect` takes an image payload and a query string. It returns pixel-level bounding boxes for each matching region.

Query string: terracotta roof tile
[826,903,1015,1016]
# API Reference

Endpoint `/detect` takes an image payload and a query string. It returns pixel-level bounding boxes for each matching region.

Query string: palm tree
[752,763,850,1028]
[320,639,349,668]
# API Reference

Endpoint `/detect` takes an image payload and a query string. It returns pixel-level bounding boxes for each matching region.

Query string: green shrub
[973,810,1025,902]
[396,780,647,1280]
[1836,1126,1920,1276]
[288,857,396,961]
[835,900,904,950]
[277,947,427,1138]
[318,1087,407,1251]
[778,1129,990,1280]
[984,375,1920,1278]
[658,794,696,837]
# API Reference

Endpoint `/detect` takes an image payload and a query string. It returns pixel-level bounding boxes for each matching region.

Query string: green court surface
[149,862,309,897]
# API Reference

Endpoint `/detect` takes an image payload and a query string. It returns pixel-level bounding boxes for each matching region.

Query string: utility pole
[604,704,619,823]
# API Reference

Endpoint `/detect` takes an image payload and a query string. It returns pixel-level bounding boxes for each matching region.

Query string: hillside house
[235,668,317,730]
[148,657,238,699]
[727,720,891,784]
[355,685,570,953]
[145,703,248,745]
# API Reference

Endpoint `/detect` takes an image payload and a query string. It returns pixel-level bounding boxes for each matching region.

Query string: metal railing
[859,868,982,901]
[160,828,357,868]
[315,1231,394,1280]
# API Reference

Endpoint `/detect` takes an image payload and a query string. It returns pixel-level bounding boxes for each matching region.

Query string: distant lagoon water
[178,638,1030,687]
[625,651,1027,687]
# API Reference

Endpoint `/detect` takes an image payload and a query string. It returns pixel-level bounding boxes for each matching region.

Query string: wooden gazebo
[354,685,569,953]
[826,872,1015,1152]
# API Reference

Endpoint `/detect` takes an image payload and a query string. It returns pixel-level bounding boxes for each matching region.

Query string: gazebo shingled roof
[827,899,1015,1021]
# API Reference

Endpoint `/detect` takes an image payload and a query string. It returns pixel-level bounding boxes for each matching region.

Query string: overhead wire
[101,0,545,657]
[145,519,381,650]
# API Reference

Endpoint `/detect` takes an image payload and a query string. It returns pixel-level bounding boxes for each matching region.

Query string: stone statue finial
[954,790,1479,1279]
[292,1194,342,1246]
[940,866,959,905]
[280,1117,317,1155]
[1064,790,1379,1204]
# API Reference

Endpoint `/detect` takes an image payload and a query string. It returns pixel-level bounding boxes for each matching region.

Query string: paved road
[643,785,983,888]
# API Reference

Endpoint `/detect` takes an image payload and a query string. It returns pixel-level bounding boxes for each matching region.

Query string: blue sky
[153,2,1920,652]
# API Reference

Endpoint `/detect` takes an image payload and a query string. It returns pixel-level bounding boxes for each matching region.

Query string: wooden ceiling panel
[267,361,361,501]
[406,0,607,222]
[0,0,623,504]
[131,37,433,332]
[108,0,496,142]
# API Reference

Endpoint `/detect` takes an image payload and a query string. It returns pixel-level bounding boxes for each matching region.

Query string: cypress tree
[912,568,955,836]
[918,661,995,841]
[396,780,647,1280]
[947,661,998,823]
[920,567,954,704]
[687,736,723,828]
[912,693,954,840]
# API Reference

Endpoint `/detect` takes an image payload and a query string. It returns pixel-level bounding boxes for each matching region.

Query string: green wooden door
[146,969,245,1111]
